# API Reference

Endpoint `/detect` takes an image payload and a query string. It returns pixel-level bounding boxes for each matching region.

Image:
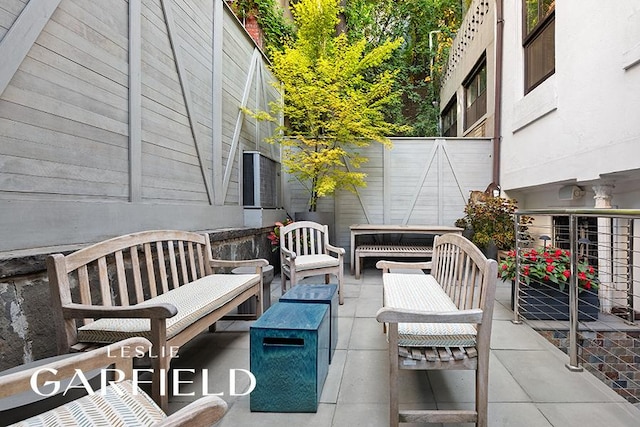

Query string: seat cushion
[78,273,260,343]
[383,274,477,347]
[10,381,164,427]
[293,254,340,271]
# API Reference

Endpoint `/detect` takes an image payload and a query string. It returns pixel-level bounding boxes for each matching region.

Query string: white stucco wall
[500,1,640,209]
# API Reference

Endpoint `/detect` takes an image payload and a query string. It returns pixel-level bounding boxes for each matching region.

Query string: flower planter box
[512,281,600,321]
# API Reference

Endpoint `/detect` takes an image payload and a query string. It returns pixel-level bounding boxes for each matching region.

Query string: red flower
[546,264,555,273]
[502,263,508,270]
[545,257,554,264]
[578,272,587,280]
[554,249,563,257]
[562,270,571,278]
[585,282,592,290]
[589,266,595,274]
[523,265,530,276]
[543,275,550,281]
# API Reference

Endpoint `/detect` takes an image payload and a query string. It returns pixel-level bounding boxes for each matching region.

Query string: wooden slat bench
[376,234,498,427]
[46,230,268,411]
[354,244,433,279]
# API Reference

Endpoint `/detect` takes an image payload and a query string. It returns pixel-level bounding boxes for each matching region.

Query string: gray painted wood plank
[0,200,244,251]
[0,100,128,148]
[212,0,224,204]
[130,0,142,202]
[0,0,62,97]
[2,84,128,136]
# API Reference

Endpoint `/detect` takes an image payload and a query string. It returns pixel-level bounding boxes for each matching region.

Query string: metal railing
[511,209,640,404]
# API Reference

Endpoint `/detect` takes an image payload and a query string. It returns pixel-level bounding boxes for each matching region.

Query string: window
[441,97,457,137]
[464,57,486,130]
[523,0,555,93]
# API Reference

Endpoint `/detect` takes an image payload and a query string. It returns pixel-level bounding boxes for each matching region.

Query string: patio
[163,268,640,426]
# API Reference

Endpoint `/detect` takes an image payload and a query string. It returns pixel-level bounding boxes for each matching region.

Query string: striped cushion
[78,274,260,343]
[294,254,340,271]
[10,381,164,427]
[383,274,477,347]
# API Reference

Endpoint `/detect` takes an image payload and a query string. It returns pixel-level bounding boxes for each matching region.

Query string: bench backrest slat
[178,242,189,284]
[157,242,169,295]
[196,244,205,278]
[130,245,144,304]
[77,265,93,324]
[114,250,128,306]
[98,257,111,306]
[187,242,197,282]
[167,242,180,290]
[144,243,158,298]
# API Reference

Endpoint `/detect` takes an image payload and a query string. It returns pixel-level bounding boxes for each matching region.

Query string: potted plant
[455,195,531,258]
[500,247,600,321]
[246,0,408,218]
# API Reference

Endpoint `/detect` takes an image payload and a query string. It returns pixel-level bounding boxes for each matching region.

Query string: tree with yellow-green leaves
[250,0,408,212]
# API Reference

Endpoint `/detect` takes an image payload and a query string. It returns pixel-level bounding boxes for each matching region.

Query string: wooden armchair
[279,220,345,304]
[376,234,498,426]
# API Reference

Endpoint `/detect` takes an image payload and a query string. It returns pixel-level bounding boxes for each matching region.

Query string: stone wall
[0,227,278,371]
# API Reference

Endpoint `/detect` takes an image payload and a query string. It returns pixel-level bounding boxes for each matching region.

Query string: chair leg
[337,266,344,305]
[281,269,287,294]
[476,356,489,427]
[389,324,399,427]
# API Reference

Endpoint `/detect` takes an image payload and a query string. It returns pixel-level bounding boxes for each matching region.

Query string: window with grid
[441,97,457,137]
[523,0,555,93]
[464,57,486,130]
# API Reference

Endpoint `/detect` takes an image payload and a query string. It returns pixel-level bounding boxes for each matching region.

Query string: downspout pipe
[493,0,504,187]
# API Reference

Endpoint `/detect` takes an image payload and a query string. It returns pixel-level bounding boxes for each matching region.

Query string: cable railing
[511,209,640,404]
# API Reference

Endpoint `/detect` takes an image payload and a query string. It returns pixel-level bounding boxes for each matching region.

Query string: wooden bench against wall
[46,230,268,411]
[354,243,433,279]
[376,234,498,427]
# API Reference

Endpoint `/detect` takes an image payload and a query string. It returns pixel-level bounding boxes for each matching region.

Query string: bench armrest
[376,307,483,324]
[209,258,269,270]
[62,303,178,319]
[325,243,345,256]
[376,260,432,273]
[156,395,228,426]
[0,338,152,397]
[281,246,296,260]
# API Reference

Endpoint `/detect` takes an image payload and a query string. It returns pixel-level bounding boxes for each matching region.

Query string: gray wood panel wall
[284,138,493,256]
[0,0,279,252]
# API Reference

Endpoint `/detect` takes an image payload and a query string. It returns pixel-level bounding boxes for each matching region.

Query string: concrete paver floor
[167,268,640,426]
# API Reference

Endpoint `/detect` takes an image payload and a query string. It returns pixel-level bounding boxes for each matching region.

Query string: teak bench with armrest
[376,233,498,427]
[46,230,268,411]
[0,337,228,426]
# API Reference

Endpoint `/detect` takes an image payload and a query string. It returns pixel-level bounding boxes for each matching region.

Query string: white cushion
[10,381,164,426]
[383,274,477,347]
[77,274,260,343]
[294,254,340,271]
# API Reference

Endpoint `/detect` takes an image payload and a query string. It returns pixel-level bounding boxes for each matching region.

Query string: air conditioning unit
[243,151,280,208]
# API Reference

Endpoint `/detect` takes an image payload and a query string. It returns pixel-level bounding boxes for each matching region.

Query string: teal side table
[280,284,338,363]
[250,302,329,412]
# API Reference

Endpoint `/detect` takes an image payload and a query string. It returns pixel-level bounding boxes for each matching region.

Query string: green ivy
[343,0,463,137]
